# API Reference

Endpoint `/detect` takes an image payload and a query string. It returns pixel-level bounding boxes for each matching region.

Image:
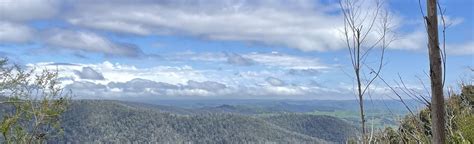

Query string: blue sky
[0,0,472,100]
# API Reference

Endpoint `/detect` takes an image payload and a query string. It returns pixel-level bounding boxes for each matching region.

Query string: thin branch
[437,2,447,88]
[376,74,416,117]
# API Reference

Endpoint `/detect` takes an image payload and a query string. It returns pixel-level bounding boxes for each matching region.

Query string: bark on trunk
[426,0,446,143]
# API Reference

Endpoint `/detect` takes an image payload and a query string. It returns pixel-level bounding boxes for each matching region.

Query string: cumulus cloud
[389,30,426,50]
[66,81,106,90]
[225,53,254,66]
[108,78,178,93]
[43,29,144,57]
[0,0,58,44]
[0,21,34,43]
[63,77,352,99]
[66,78,230,98]
[265,77,286,86]
[0,0,147,58]
[389,29,473,56]
[73,67,105,80]
[28,61,355,99]
[0,0,59,22]
[246,52,329,70]
[65,81,108,97]
[186,80,227,91]
[262,85,306,96]
[447,41,474,55]
[29,61,207,85]
[167,51,329,70]
[0,0,470,55]
[64,0,345,51]
[387,15,467,52]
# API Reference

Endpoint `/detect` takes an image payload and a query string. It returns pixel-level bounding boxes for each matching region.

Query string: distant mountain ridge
[47,100,358,143]
[126,99,421,113]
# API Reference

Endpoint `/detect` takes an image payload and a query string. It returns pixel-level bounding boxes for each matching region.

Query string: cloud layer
[0,0,471,55]
[43,30,144,57]
[1,0,472,100]
[27,60,355,99]
[0,21,34,43]
[62,0,345,51]
[73,67,105,80]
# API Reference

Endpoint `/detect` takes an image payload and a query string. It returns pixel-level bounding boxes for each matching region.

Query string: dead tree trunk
[426,0,446,143]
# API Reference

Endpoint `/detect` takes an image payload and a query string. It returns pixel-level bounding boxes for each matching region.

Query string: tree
[339,0,393,142]
[0,59,70,143]
[425,0,446,143]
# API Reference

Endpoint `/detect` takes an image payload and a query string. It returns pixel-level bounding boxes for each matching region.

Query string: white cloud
[447,41,474,55]
[261,86,306,96]
[226,53,255,66]
[0,21,34,43]
[43,29,144,57]
[389,30,426,50]
[265,77,286,86]
[389,29,473,56]
[0,0,470,55]
[30,61,208,85]
[73,67,105,80]
[0,0,59,22]
[0,0,147,57]
[440,15,464,27]
[186,80,227,91]
[26,61,353,99]
[167,51,227,62]
[167,51,330,70]
[246,52,329,70]
[64,0,346,51]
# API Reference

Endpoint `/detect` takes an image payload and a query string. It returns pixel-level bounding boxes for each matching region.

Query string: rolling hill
[47,100,358,143]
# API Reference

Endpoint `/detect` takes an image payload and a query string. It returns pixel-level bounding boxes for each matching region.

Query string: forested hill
[49,100,357,143]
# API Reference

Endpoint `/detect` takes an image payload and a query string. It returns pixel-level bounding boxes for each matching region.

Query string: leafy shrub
[371,85,474,144]
[0,59,70,143]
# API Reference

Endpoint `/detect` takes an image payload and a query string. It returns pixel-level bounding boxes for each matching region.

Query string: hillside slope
[50,100,353,143]
[262,113,357,143]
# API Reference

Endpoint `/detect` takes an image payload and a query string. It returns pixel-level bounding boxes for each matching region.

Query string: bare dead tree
[425,0,446,143]
[339,0,394,142]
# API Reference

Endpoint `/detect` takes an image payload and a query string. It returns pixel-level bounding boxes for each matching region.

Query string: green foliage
[372,85,474,144]
[310,109,401,129]
[0,59,70,144]
[261,113,357,143]
[459,115,474,142]
[45,100,358,143]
